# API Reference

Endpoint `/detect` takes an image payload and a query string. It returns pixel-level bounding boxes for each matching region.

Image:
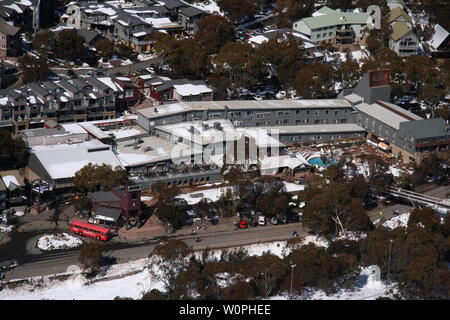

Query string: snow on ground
[1,233,391,300]
[37,233,83,251]
[178,186,232,205]
[283,182,305,193]
[382,213,410,230]
[325,49,370,66]
[270,266,398,300]
[189,0,223,16]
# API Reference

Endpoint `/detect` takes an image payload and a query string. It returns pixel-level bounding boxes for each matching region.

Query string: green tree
[195,15,235,54]
[18,54,50,84]
[73,163,128,193]
[56,29,85,61]
[418,84,446,118]
[294,62,335,98]
[274,0,314,28]
[94,39,115,59]
[0,130,29,170]
[149,240,193,295]
[212,42,263,97]
[258,34,304,87]
[219,0,259,22]
[79,242,102,276]
[32,29,57,58]
[152,182,189,231]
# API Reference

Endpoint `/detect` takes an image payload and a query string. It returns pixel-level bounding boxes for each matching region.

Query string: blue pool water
[307,157,339,168]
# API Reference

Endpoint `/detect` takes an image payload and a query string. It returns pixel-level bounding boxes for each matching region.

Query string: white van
[258,216,266,226]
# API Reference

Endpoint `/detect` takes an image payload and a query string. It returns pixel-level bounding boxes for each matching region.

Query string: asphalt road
[367,183,449,222]
[2,222,305,281]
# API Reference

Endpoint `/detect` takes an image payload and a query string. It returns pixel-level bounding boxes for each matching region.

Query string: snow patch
[37,233,83,251]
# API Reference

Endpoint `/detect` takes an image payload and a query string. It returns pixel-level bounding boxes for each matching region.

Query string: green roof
[391,21,412,41]
[299,12,370,30]
[388,7,413,25]
[314,6,337,15]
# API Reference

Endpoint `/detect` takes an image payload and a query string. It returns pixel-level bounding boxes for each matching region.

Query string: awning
[93,207,122,223]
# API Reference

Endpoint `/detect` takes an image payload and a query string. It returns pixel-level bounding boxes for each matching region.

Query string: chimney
[213,122,222,130]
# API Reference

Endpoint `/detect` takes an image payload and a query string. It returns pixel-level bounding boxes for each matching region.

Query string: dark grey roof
[57,80,81,94]
[179,6,205,17]
[400,118,450,139]
[88,191,121,202]
[27,83,51,97]
[41,81,60,92]
[0,17,19,36]
[94,207,122,222]
[71,78,91,89]
[115,13,149,26]
[160,0,188,9]
[86,77,111,91]
[77,28,103,44]
[124,6,169,14]
[3,89,23,100]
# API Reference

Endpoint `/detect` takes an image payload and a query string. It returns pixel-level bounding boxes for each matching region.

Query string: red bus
[70,220,113,241]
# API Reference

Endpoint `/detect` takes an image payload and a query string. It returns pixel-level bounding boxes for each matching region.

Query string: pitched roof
[428,24,450,50]
[388,7,412,25]
[390,21,412,41]
[93,207,122,222]
[297,11,370,29]
[77,28,102,43]
[89,191,121,202]
[0,17,19,36]
[399,118,450,139]
[179,6,205,17]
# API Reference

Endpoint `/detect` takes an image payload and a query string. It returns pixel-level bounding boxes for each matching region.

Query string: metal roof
[297,11,370,29]
[88,191,121,203]
[399,118,450,139]
[257,123,366,134]
[390,21,412,41]
[354,102,411,130]
[388,7,412,25]
[94,207,122,222]
[428,24,450,50]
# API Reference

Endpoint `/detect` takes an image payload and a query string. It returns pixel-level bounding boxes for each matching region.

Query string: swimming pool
[307,157,339,168]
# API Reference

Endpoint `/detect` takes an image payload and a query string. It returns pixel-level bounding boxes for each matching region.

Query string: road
[2,223,305,281]
[367,183,449,222]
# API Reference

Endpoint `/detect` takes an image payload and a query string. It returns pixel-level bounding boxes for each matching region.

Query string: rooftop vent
[154,107,158,113]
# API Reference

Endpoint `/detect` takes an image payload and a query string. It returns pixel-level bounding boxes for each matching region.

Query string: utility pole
[289,262,296,300]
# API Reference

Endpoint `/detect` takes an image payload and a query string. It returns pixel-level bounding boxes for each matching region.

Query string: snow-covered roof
[173,83,213,96]
[30,140,123,180]
[428,24,449,50]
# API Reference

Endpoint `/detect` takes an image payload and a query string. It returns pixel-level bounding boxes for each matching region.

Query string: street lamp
[289,261,296,300]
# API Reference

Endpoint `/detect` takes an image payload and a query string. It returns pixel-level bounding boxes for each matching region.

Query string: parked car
[86,71,94,76]
[67,70,77,78]
[270,217,278,225]
[258,216,266,226]
[0,260,18,271]
[248,217,257,227]
[280,215,288,224]
[239,220,248,229]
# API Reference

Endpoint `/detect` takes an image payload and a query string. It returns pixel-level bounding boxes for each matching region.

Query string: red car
[239,220,248,229]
